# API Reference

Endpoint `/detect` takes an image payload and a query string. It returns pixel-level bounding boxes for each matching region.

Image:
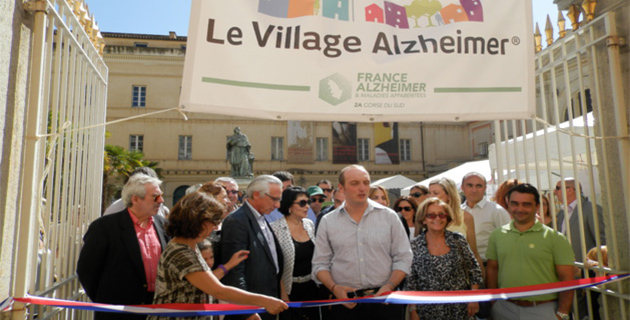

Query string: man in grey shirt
[312,165,412,320]
[461,172,511,262]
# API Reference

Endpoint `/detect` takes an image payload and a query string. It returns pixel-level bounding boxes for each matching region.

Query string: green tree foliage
[405,0,443,27]
[102,144,160,213]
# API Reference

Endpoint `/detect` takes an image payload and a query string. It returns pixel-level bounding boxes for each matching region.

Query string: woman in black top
[270,187,320,320]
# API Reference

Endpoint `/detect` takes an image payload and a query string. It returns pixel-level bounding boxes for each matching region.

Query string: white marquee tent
[400,160,493,196]
[371,174,417,190]
[488,113,598,196]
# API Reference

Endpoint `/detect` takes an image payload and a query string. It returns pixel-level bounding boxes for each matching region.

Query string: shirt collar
[507,220,543,233]
[128,210,153,229]
[245,201,264,221]
[466,196,488,210]
[567,199,579,213]
[339,199,380,217]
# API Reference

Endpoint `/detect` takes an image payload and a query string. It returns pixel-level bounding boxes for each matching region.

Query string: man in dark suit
[77,174,169,320]
[553,178,606,262]
[220,175,284,320]
[554,178,606,320]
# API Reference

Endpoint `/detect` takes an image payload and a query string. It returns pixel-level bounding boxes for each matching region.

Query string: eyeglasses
[265,193,281,203]
[410,192,425,198]
[309,197,325,204]
[396,206,413,212]
[226,190,239,195]
[293,200,309,207]
[152,194,164,202]
[321,188,333,193]
[425,213,448,220]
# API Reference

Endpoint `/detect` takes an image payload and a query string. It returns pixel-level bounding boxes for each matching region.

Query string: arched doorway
[173,185,189,207]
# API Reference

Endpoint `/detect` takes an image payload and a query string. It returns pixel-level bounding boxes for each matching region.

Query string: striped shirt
[312,199,412,289]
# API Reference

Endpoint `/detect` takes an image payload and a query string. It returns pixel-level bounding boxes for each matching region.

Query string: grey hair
[214,176,238,187]
[246,175,282,197]
[122,174,162,207]
[185,183,202,195]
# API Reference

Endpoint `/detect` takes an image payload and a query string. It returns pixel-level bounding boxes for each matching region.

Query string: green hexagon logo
[319,73,351,106]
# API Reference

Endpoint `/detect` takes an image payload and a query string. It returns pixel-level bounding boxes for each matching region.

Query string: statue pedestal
[233,177,253,191]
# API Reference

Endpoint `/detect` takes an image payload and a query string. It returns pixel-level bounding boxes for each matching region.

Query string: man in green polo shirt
[486,183,574,320]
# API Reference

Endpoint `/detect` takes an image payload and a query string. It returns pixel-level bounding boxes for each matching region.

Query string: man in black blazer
[220,175,284,320]
[77,174,169,320]
[553,178,606,262]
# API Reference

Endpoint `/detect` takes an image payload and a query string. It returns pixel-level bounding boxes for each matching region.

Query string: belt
[292,274,311,283]
[353,287,380,298]
[507,299,556,307]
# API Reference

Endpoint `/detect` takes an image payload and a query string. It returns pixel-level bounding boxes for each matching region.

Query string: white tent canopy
[371,175,417,190]
[488,113,597,193]
[401,160,492,196]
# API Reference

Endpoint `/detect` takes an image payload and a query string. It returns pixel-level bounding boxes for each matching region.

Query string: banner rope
[36,106,188,139]
[1,274,627,317]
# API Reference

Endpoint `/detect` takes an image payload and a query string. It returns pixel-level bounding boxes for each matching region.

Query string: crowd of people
[77,166,607,320]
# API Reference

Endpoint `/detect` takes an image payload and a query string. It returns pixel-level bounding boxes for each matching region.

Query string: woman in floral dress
[406,198,483,320]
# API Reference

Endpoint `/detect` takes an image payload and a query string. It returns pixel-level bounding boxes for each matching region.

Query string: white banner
[180,0,534,122]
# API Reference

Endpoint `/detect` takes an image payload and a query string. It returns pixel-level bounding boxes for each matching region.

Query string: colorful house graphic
[288,0,316,17]
[440,4,469,25]
[258,0,289,18]
[460,0,483,22]
[257,0,484,27]
[384,2,410,29]
[258,0,317,18]
[365,3,385,23]
[322,0,350,21]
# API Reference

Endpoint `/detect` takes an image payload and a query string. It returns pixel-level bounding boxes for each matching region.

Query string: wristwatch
[556,311,570,320]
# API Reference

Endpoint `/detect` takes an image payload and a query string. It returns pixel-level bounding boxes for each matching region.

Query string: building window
[358,138,369,161]
[271,137,284,161]
[132,86,146,107]
[134,42,148,47]
[178,135,192,160]
[400,139,411,161]
[478,142,489,156]
[129,135,144,152]
[316,137,328,161]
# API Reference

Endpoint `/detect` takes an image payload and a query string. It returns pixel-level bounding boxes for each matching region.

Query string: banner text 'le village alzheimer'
[206,19,516,58]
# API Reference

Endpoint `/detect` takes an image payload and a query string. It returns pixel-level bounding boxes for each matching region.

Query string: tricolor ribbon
[1,274,627,317]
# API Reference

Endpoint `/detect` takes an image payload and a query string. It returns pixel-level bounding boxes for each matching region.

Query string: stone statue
[227,127,253,178]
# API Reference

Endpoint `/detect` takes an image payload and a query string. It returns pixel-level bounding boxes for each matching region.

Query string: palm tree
[102,145,160,213]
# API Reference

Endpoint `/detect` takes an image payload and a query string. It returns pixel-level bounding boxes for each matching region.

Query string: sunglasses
[410,192,425,198]
[396,206,413,212]
[309,197,325,204]
[293,200,310,207]
[426,213,449,220]
[321,188,333,192]
[226,190,239,195]
[555,186,574,190]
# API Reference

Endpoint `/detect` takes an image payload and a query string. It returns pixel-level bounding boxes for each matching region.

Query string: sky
[88,0,562,48]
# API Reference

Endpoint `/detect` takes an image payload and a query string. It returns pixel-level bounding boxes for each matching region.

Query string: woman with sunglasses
[408,184,429,207]
[406,198,483,320]
[428,178,485,278]
[270,186,321,320]
[393,196,418,240]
